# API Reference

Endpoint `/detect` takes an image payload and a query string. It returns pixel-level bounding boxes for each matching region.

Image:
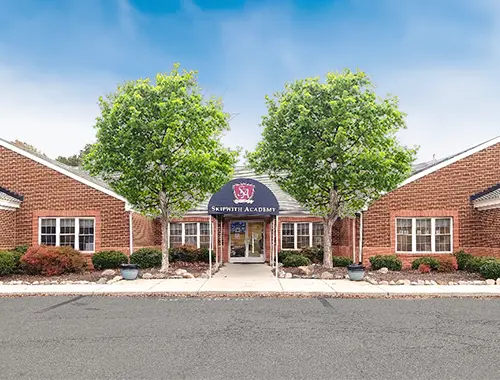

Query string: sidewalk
[1,277,500,297]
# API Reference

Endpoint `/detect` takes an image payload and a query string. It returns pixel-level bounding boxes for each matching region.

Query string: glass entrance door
[229,221,265,262]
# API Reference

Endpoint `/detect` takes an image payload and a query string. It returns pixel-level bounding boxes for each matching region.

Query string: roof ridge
[0,186,24,201]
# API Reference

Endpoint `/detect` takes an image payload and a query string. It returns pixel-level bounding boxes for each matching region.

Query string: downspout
[129,211,134,261]
[358,211,363,265]
[352,217,356,264]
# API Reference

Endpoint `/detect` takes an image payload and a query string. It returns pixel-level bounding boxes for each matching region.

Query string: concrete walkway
[1,264,500,297]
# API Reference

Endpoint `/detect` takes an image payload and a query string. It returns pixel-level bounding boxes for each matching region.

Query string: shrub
[300,247,323,264]
[411,257,440,271]
[169,245,199,262]
[437,256,458,272]
[369,255,402,271]
[479,261,500,279]
[418,263,431,273]
[130,248,162,268]
[13,245,29,254]
[21,246,87,276]
[277,250,299,263]
[0,251,19,275]
[454,250,473,270]
[282,254,311,267]
[466,256,497,273]
[91,250,128,270]
[332,256,353,267]
[197,247,216,263]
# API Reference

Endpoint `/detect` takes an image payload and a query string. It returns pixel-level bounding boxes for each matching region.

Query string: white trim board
[0,198,21,210]
[400,136,500,188]
[0,139,129,206]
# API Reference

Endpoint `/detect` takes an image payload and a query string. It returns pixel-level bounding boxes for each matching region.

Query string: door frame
[228,219,266,263]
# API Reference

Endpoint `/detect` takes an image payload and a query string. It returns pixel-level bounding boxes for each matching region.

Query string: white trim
[0,139,129,206]
[473,198,500,210]
[395,217,453,254]
[168,222,210,249]
[0,199,21,209]
[400,136,500,188]
[280,221,324,250]
[0,204,18,211]
[129,212,134,255]
[38,216,96,253]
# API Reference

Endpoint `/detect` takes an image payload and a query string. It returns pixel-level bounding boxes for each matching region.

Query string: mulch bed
[281,265,347,279]
[0,261,212,283]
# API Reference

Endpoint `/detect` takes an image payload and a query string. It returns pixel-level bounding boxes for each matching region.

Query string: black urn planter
[119,263,139,280]
[347,263,365,281]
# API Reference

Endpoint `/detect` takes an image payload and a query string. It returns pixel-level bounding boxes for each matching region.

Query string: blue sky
[0,0,499,163]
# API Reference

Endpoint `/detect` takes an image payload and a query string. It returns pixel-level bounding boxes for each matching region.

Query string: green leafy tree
[248,69,417,268]
[56,144,94,167]
[84,65,238,271]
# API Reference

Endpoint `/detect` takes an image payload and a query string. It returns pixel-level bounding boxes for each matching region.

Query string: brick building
[1,136,499,267]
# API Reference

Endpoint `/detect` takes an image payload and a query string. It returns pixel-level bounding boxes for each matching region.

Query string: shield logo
[232,183,255,204]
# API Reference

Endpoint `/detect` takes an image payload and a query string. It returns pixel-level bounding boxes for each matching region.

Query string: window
[169,222,211,249]
[39,217,95,252]
[396,217,452,253]
[281,222,324,250]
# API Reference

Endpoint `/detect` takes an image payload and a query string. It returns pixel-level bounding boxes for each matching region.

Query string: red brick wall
[0,209,16,249]
[362,142,500,266]
[0,146,130,252]
[132,212,159,250]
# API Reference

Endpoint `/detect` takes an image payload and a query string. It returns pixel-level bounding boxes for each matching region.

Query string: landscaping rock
[183,273,195,279]
[448,281,456,285]
[496,278,500,285]
[344,274,349,279]
[335,275,344,279]
[389,280,396,285]
[285,273,293,279]
[485,279,495,285]
[154,273,168,279]
[101,269,116,277]
[174,269,187,276]
[142,273,153,279]
[402,279,411,285]
[97,278,108,284]
[378,280,389,285]
[9,280,23,285]
[458,280,468,285]
[430,280,438,285]
[0,281,3,285]
[377,267,389,274]
[396,280,406,285]
[32,281,39,285]
[424,280,431,285]
[320,272,334,279]
[410,281,418,285]
[365,276,378,285]
[417,280,425,285]
[473,280,485,285]
[297,266,312,276]
[278,271,286,278]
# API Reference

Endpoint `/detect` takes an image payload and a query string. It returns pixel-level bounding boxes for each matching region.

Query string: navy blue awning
[208,178,279,215]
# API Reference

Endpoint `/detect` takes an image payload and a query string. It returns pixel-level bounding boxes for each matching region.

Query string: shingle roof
[0,186,23,205]
[470,183,500,202]
[187,166,310,214]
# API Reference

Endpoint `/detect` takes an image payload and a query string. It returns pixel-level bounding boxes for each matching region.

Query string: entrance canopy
[208,178,279,215]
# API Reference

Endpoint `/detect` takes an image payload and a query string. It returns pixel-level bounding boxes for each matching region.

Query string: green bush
[479,261,500,279]
[466,256,497,273]
[91,250,128,270]
[332,256,353,267]
[454,251,473,270]
[130,248,162,268]
[282,254,311,267]
[169,245,199,262]
[0,251,19,275]
[369,255,402,271]
[411,257,440,271]
[300,247,323,264]
[197,247,216,263]
[13,245,29,254]
[277,250,299,263]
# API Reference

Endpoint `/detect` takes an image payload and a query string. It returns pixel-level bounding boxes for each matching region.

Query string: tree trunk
[159,191,170,273]
[323,189,340,268]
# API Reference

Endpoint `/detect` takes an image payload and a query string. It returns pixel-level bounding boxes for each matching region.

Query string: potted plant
[119,263,140,280]
[347,263,365,281]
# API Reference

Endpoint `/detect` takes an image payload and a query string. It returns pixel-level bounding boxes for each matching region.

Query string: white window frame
[38,217,96,253]
[281,222,324,250]
[395,217,453,254]
[168,222,210,249]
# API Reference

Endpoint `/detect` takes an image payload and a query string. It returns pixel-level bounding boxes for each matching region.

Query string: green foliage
[411,257,440,271]
[91,250,128,270]
[277,250,300,263]
[300,247,324,264]
[56,144,93,167]
[466,256,497,273]
[13,245,29,254]
[369,255,402,271]
[454,251,473,270]
[84,64,238,271]
[436,256,458,272]
[479,261,500,279]
[169,245,200,263]
[197,247,216,263]
[130,248,162,268]
[282,254,311,267]
[332,256,353,267]
[247,70,417,267]
[0,251,19,275]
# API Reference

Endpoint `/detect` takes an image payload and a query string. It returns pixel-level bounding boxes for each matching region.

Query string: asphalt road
[0,296,499,380]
